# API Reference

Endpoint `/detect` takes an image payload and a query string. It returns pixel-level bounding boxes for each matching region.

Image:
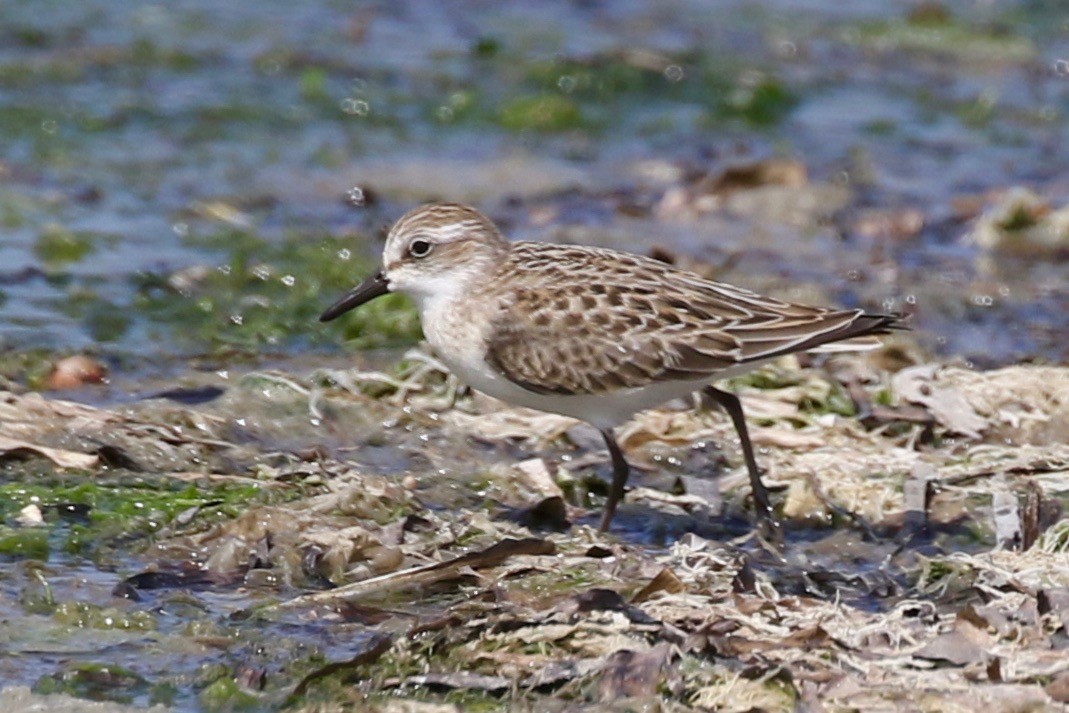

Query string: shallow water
[0,0,1066,368]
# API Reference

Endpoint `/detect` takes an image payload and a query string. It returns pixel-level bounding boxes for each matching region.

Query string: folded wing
[484,244,901,396]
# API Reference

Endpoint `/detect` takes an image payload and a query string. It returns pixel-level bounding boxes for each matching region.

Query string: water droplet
[172,222,189,237]
[340,98,369,116]
[281,274,296,287]
[905,294,917,305]
[346,187,365,207]
[1054,59,1069,76]
[557,75,577,93]
[337,248,352,260]
[230,313,244,325]
[40,119,57,134]
[664,64,684,82]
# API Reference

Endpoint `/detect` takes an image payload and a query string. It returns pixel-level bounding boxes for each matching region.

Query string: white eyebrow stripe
[408,220,484,243]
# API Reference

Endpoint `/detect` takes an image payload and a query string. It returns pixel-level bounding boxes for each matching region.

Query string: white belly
[418,293,768,430]
[444,352,776,430]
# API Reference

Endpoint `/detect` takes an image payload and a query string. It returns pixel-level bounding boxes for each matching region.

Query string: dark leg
[598,428,630,532]
[703,386,778,534]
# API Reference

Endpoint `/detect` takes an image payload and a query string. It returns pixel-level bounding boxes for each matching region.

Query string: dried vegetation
[2,347,1068,710]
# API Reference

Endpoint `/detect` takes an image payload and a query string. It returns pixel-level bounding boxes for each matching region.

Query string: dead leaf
[631,568,686,603]
[1045,670,1069,703]
[893,365,987,438]
[512,458,563,498]
[914,619,993,666]
[1022,480,1044,550]
[597,644,673,702]
[47,355,106,390]
[958,603,1010,637]
[565,588,656,624]
[0,435,99,469]
[750,427,825,449]
[283,537,555,607]
[1037,588,1069,633]
[700,158,808,195]
[781,625,834,650]
[986,656,1002,682]
[526,658,605,688]
[405,672,512,692]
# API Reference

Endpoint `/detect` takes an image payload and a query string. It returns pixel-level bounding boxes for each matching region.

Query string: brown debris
[968,187,1069,254]
[597,644,674,702]
[699,158,808,195]
[914,619,994,666]
[5,355,1069,710]
[46,354,107,390]
[282,537,556,607]
[632,568,687,603]
[0,434,100,469]
[1046,671,1069,703]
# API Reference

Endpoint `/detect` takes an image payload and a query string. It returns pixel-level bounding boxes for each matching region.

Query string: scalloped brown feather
[483,242,901,396]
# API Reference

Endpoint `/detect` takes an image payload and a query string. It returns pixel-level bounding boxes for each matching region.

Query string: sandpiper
[321,202,902,533]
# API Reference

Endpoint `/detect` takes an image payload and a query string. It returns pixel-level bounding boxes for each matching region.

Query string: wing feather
[482,243,901,396]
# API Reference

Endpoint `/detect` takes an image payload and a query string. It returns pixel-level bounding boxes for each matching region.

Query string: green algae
[33,663,148,705]
[0,526,49,559]
[711,74,796,126]
[498,94,586,132]
[0,475,266,560]
[197,677,261,712]
[52,600,157,630]
[133,229,421,354]
[848,15,1036,64]
[34,224,97,265]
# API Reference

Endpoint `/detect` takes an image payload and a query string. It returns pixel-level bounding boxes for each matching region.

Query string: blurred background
[1,0,1067,390]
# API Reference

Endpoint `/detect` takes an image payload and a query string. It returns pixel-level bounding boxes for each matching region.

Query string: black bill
[319,270,390,322]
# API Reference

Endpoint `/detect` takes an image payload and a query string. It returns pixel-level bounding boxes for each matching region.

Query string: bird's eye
[409,239,432,258]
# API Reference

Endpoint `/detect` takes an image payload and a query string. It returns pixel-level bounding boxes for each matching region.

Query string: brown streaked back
[483,242,902,396]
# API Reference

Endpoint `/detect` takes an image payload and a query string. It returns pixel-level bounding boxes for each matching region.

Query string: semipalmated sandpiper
[321,202,903,533]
